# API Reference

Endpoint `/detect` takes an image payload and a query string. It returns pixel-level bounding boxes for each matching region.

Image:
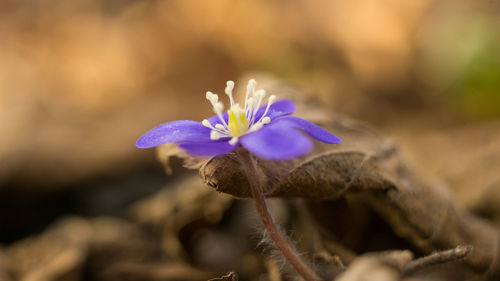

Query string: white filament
[205,79,276,145]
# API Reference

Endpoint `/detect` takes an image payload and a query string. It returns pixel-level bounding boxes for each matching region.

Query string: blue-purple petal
[136,120,211,149]
[254,99,296,120]
[240,123,313,160]
[178,141,236,157]
[272,116,342,144]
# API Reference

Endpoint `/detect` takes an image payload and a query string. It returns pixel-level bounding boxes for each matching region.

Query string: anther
[247,79,256,91]
[262,117,271,124]
[254,89,266,99]
[215,124,225,130]
[225,81,235,95]
[225,81,235,106]
[210,131,221,140]
[202,119,211,128]
[268,95,276,104]
[249,123,263,132]
[245,79,256,110]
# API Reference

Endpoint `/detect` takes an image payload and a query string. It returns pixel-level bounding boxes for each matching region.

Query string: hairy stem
[237,149,322,281]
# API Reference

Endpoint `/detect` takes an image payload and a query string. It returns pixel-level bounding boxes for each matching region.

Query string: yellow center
[228,105,249,137]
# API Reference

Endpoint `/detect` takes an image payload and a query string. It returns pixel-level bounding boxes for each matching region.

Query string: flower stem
[237,149,322,281]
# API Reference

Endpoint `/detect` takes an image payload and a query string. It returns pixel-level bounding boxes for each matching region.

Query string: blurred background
[0,0,499,280]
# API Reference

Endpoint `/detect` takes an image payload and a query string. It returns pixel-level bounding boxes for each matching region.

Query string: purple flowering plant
[136,79,341,159]
[136,79,342,281]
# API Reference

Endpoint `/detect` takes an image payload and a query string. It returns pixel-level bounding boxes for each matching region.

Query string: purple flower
[136,79,342,160]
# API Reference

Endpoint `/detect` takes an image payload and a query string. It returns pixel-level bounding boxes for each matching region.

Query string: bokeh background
[0,0,499,279]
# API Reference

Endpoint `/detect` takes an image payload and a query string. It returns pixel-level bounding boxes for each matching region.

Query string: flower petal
[273,116,342,144]
[254,99,296,120]
[136,120,211,149]
[240,123,313,160]
[178,141,236,157]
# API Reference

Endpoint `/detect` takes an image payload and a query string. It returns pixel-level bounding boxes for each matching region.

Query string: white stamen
[262,116,271,124]
[225,81,235,106]
[245,97,255,119]
[213,102,223,113]
[202,120,230,137]
[268,94,276,104]
[212,102,228,127]
[206,89,229,128]
[229,137,239,145]
[210,130,221,140]
[249,122,263,132]
[202,119,211,128]
[254,89,266,99]
[244,79,256,110]
[250,89,266,124]
[247,79,256,95]
[206,91,218,103]
[256,95,275,124]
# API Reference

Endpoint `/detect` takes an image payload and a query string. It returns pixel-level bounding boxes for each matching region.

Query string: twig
[403,245,473,275]
[237,149,322,281]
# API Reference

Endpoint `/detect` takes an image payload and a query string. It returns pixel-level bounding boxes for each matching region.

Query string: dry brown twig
[402,245,474,276]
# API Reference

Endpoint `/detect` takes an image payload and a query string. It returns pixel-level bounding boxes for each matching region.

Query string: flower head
[136,79,342,160]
